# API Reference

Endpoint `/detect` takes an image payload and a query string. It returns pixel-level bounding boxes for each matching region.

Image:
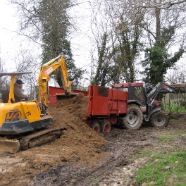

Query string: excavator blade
[0,138,20,154]
[0,127,66,154]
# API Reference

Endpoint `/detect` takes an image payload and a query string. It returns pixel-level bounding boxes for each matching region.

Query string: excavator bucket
[56,92,79,99]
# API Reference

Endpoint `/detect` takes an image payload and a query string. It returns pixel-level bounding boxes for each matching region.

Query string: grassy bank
[133,127,186,186]
[135,150,186,186]
[163,103,186,113]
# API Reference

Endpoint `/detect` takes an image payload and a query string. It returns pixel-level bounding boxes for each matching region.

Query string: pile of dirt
[47,93,107,166]
[0,94,107,186]
[54,93,88,124]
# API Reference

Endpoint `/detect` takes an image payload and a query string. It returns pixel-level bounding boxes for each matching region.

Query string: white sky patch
[69,0,93,84]
[0,0,18,70]
[0,0,41,71]
[0,0,93,86]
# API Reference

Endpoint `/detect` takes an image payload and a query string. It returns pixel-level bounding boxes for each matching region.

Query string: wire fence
[162,93,186,117]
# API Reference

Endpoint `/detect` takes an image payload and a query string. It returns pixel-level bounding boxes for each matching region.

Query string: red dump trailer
[49,85,128,133]
[87,85,128,132]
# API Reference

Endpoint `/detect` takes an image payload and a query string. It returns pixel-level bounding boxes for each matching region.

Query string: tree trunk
[155,7,161,45]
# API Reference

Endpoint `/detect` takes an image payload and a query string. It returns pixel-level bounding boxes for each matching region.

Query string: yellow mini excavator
[0,55,72,153]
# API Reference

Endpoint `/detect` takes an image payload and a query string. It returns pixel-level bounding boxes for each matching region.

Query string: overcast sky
[0,0,185,84]
[0,0,18,70]
[0,0,93,82]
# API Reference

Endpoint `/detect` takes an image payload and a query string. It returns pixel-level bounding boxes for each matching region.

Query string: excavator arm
[38,55,71,112]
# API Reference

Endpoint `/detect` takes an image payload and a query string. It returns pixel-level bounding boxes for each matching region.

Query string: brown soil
[0,94,106,186]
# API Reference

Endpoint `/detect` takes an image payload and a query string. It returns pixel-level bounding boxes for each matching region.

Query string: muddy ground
[30,119,186,186]
[0,95,186,186]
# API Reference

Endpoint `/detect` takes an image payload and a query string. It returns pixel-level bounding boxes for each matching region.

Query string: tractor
[113,82,177,129]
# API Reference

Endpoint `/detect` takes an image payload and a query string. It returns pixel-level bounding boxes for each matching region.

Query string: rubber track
[19,127,66,150]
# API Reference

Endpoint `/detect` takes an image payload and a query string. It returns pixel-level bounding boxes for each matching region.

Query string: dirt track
[0,95,186,186]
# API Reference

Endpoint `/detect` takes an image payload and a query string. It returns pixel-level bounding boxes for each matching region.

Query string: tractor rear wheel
[150,112,169,128]
[123,104,143,129]
[90,122,101,133]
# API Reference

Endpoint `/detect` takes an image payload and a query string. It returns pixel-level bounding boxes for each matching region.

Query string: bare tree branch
[136,0,186,9]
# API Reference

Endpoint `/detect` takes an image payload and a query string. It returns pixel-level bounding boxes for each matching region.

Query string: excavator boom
[38,55,72,113]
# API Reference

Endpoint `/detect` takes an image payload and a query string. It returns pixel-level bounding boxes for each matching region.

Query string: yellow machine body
[0,101,41,127]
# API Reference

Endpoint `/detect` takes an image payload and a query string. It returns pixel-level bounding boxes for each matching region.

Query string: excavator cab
[0,72,53,134]
[0,72,30,103]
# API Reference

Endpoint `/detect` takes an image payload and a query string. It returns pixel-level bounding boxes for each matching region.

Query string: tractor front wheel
[123,104,143,130]
[150,112,169,128]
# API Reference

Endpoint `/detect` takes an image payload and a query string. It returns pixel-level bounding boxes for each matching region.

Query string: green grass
[133,150,153,159]
[170,131,186,136]
[135,151,186,186]
[163,103,186,113]
[159,137,174,142]
[90,178,100,184]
